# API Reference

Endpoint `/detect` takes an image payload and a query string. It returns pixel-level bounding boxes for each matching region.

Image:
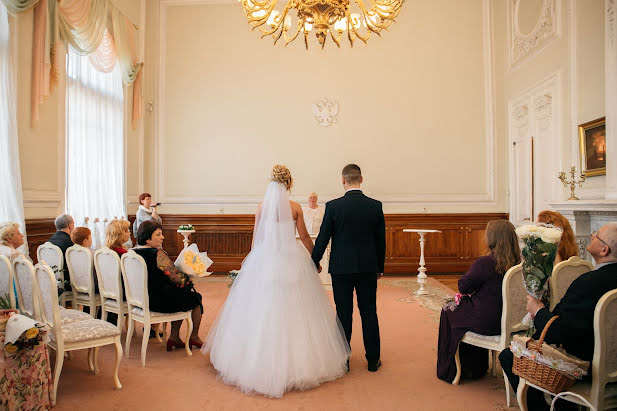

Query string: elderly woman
[133,193,162,238]
[537,210,579,263]
[302,192,325,235]
[105,219,131,257]
[437,220,521,383]
[134,220,203,350]
[0,222,26,262]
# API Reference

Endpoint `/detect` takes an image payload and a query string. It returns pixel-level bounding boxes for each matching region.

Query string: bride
[202,165,350,398]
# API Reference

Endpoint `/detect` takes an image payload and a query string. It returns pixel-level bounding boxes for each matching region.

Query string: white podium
[403,229,441,295]
[296,235,331,285]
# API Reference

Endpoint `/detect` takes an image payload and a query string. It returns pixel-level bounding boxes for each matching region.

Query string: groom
[312,164,386,372]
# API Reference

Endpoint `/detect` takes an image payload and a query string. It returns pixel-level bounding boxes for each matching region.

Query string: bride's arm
[294,204,314,254]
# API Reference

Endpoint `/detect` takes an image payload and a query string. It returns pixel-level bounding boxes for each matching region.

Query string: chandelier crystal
[239,0,404,49]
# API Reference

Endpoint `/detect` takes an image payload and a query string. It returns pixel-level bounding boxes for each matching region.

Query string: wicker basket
[512,316,577,394]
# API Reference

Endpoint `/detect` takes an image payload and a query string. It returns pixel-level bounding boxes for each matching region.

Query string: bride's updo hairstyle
[271,164,293,191]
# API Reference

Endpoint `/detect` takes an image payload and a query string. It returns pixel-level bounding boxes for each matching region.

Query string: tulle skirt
[202,240,350,398]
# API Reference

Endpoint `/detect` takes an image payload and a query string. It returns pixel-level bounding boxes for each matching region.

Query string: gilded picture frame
[579,117,606,177]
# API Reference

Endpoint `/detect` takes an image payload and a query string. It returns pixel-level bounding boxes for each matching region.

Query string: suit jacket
[312,190,386,275]
[48,231,74,282]
[534,262,617,361]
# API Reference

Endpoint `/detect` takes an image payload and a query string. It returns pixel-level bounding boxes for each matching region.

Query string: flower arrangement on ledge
[228,270,240,288]
[178,224,195,231]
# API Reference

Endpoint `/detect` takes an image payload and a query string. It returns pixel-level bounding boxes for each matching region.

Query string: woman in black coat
[133,220,203,350]
[437,220,521,383]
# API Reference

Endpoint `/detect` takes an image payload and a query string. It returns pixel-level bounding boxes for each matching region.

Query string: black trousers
[499,349,578,411]
[331,273,380,363]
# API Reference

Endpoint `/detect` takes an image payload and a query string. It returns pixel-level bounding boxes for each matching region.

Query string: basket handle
[537,315,559,345]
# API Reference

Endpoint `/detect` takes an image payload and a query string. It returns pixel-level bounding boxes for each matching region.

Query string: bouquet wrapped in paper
[515,223,562,331]
[174,243,213,277]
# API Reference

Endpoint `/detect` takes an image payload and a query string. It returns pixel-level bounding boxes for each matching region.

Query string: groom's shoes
[368,360,381,372]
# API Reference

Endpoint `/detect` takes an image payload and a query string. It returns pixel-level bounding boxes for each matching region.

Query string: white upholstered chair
[516,289,617,411]
[12,256,40,319]
[65,244,101,317]
[452,263,528,407]
[37,242,74,307]
[549,256,594,310]
[35,263,122,406]
[120,250,193,366]
[94,247,128,331]
[0,255,16,309]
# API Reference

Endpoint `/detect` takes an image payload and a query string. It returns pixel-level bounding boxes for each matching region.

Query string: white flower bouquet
[515,223,562,331]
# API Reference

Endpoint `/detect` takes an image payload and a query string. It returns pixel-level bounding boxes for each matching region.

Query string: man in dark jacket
[48,214,75,290]
[500,222,617,410]
[312,164,386,372]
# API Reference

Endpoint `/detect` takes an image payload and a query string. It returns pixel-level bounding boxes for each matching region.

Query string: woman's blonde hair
[105,219,131,250]
[537,210,578,260]
[0,222,19,245]
[485,220,521,275]
[271,165,293,191]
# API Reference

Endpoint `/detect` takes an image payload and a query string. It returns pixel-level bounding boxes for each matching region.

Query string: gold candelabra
[558,166,586,200]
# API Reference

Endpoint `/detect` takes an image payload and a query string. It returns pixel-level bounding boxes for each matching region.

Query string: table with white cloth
[296,235,331,285]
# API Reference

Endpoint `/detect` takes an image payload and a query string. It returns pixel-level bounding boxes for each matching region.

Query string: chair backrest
[37,242,63,280]
[549,256,594,310]
[94,247,123,301]
[120,250,149,313]
[35,263,63,341]
[500,263,528,347]
[12,256,40,319]
[0,255,16,309]
[592,289,617,402]
[65,244,95,295]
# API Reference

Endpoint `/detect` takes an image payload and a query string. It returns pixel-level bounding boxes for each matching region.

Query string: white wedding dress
[202,182,350,398]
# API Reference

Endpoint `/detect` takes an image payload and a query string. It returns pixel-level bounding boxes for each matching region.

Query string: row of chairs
[37,242,193,365]
[0,245,194,405]
[451,256,617,410]
[0,254,122,406]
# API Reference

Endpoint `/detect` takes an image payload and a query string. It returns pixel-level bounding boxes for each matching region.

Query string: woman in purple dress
[437,220,521,383]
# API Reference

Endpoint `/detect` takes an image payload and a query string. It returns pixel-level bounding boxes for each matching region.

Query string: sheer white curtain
[66,47,125,248]
[0,3,27,254]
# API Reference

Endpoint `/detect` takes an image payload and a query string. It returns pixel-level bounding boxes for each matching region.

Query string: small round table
[403,229,441,296]
[177,229,195,250]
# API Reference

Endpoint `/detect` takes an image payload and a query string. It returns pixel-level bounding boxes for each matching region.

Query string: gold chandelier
[239,0,404,49]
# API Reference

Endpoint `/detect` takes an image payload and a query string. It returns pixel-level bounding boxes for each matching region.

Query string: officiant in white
[303,192,325,235]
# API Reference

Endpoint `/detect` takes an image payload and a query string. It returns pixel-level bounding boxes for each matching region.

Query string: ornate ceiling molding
[510,0,559,68]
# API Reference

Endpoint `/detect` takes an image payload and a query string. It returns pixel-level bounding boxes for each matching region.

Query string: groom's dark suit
[312,189,386,364]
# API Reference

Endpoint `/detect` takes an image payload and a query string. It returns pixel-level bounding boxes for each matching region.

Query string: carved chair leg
[185,315,193,357]
[517,378,529,411]
[113,338,123,390]
[452,344,462,385]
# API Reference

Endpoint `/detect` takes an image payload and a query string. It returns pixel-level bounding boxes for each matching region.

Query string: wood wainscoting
[26,213,508,274]
[153,213,508,275]
[24,218,57,263]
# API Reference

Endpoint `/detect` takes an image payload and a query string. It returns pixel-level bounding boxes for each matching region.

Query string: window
[66,48,125,248]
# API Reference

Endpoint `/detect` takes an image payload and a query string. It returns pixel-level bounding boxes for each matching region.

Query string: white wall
[144,0,503,214]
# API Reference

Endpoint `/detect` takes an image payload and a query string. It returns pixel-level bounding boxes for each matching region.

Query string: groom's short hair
[342,164,362,184]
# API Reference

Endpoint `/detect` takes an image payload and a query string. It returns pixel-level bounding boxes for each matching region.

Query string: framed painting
[579,117,606,177]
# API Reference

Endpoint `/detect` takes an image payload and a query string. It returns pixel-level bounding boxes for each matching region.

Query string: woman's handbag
[510,316,589,394]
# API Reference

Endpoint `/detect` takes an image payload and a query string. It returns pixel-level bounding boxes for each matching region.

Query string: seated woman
[0,222,26,261]
[71,227,93,248]
[537,210,578,263]
[134,220,203,350]
[437,220,521,383]
[105,219,131,257]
